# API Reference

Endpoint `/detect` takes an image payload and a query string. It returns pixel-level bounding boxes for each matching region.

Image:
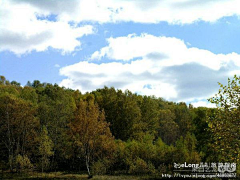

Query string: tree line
[0,75,239,176]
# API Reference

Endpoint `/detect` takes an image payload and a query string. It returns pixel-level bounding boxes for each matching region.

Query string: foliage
[39,126,54,172]
[0,75,238,176]
[91,158,111,175]
[129,158,155,175]
[0,92,39,172]
[158,109,179,145]
[70,94,115,176]
[208,75,240,167]
[93,87,141,141]
[15,154,33,172]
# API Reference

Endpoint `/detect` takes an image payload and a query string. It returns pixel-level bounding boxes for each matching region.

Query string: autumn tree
[0,93,39,172]
[70,95,115,177]
[0,76,218,175]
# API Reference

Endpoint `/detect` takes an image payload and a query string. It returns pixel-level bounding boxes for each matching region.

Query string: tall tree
[0,93,39,171]
[39,126,53,173]
[135,96,159,138]
[158,109,179,145]
[191,107,212,161]
[93,87,141,140]
[36,83,76,170]
[173,133,200,163]
[70,95,115,177]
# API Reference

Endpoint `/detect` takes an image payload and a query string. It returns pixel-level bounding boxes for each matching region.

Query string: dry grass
[0,172,160,179]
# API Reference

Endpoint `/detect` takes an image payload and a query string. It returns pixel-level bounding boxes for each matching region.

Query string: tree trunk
[85,154,91,176]
[6,107,13,172]
[42,156,44,173]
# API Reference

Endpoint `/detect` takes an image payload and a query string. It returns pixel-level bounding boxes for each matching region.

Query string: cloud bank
[2,0,240,55]
[0,0,94,55]
[12,0,240,24]
[60,34,240,102]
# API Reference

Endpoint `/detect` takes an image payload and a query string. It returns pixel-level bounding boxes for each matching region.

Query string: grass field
[0,172,162,180]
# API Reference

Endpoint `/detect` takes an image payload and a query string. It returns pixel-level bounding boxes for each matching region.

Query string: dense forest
[0,75,239,178]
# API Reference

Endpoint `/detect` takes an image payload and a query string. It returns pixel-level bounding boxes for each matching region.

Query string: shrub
[92,160,108,175]
[129,158,155,175]
[15,154,33,172]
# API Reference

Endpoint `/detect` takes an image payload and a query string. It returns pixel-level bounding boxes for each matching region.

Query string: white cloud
[10,0,240,24]
[59,60,178,99]
[54,64,60,68]
[191,100,216,108]
[0,0,94,55]
[60,34,240,102]
[91,33,238,71]
[91,34,187,61]
[2,0,240,55]
[54,0,240,24]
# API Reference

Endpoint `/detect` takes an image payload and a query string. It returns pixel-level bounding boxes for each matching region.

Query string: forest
[0,75,239,179]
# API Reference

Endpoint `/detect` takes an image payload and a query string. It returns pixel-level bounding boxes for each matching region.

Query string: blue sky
[1,0,240,107]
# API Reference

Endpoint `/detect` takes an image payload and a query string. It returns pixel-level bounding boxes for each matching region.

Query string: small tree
[173,133,200,164]
[39,126,53,173]
[70,95,115,177]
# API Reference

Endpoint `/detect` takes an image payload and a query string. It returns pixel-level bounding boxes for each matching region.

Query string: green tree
[20,86,38,104]
[173,133,200,163]
[158,110,179,145]
[191,107,212,161]
[208,75,240,165]
[39,126,54,173]
[135,96,159,138]
[0,75,8,85]
[155,138,175,167]
[10,81,21,87]
[174,102,193,137]
[93,87,141,141]
[36,83,76,170]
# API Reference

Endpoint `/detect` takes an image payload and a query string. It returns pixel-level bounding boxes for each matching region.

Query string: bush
[92,160,107,175]
[15,154,33,172]
[129,158,155,175]
[157,164,167,174]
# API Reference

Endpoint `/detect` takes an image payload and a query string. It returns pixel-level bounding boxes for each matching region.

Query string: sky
[1,0,240,107]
